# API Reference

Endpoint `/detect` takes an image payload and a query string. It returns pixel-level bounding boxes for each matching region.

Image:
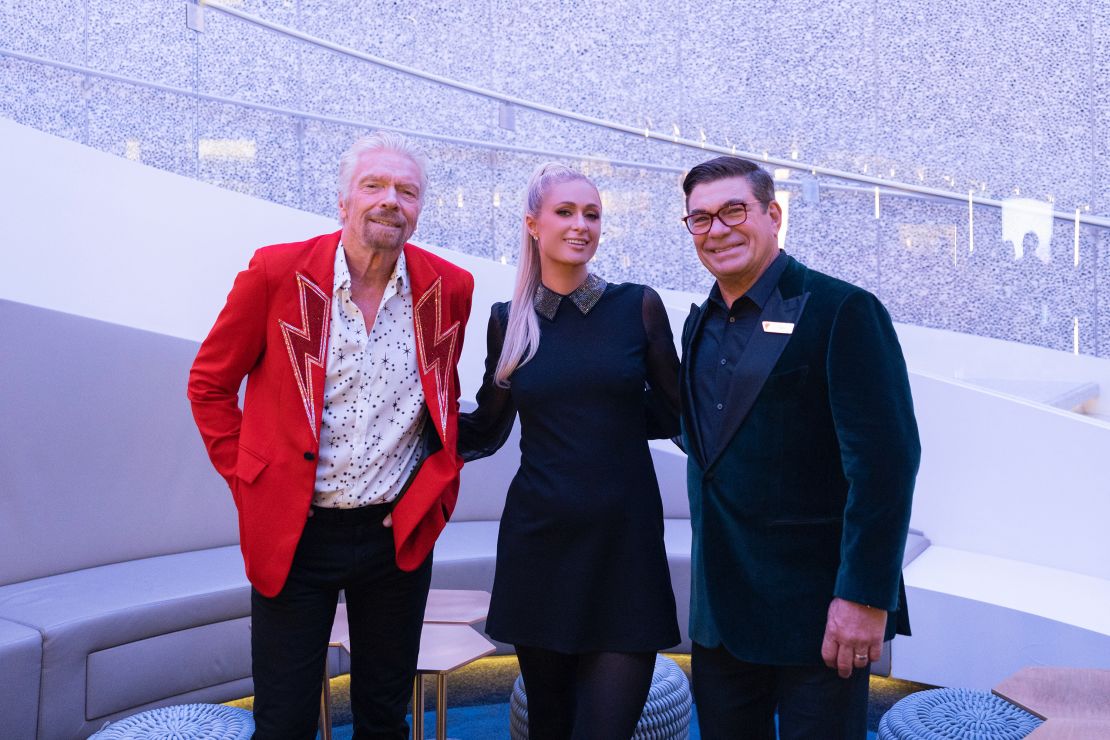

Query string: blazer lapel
[277,231,339,442]
[705,286,809,469]
[681,301,711,469]
[406,243,461,449]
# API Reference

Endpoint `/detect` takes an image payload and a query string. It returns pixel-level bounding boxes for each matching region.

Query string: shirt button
[729,317,736,323]
[716,403,724,410]
[304,451,316,461]
[720,358,727,365]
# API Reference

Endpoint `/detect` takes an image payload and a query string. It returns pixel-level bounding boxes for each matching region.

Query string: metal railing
[188,0,1110,229]
[0,47,987,209]
[3,1,1107,229]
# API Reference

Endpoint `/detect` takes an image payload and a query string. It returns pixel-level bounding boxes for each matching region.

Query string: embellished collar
[533,273,608,320]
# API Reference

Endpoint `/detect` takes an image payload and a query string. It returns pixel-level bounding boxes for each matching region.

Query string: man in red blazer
[188,131,473,739]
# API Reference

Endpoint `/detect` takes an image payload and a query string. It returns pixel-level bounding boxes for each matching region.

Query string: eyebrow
[688,198,746,214]
[552,201,600,209]
[359,174,421,190]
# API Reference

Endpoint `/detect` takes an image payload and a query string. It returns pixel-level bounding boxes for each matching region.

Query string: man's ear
[768,200,783,230]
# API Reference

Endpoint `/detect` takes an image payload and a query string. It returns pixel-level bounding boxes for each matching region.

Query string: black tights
[515,645,656,740]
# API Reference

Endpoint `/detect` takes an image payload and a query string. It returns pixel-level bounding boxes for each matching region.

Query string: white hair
[336,130,429,213]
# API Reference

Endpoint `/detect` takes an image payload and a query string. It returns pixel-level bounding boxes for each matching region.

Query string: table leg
[320,663,332,740]
[412,674,425,740]
[435,674,447,740]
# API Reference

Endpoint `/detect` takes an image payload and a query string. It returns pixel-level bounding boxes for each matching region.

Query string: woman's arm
[642,286,681,439]
[458,302,518,461]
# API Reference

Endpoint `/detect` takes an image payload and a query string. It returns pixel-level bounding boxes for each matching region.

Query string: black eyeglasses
[681,202,755,235]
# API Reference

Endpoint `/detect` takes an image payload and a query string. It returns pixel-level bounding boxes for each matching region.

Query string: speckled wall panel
[877,198,980,337]
[1091,0,1109,358]
[677,0,877,177]
[411,139,498,259]
[0,58,87,141]
[0,0,85,64]
[1095,230,1109,358]
[195,101,302,208]
[86,80,197,178]
[877,198,1098,353]
[503,108,693,172]
[198,8,302,110]
[298,0,494,87]
[301,119,358,223]
[873,0,1094,212]
[87,0,195,89]
[489,0,685,132]
[2,0,1107,358]
[780,187,882,294]
[1093,0,1110,215]
[588,164,698,291]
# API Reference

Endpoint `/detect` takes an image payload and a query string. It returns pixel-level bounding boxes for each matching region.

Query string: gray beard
[361,221,406,253]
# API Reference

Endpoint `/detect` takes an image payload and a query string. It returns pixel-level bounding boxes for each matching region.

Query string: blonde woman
[459,163,680,739]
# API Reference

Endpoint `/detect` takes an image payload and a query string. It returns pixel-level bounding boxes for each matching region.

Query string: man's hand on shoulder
[820,597,887,678]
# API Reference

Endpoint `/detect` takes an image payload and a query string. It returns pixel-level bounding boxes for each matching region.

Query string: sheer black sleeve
[458,302,518,462]
[642,286,681,440]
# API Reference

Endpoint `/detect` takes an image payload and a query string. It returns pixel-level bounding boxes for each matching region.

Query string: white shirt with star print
[313,245,426,508]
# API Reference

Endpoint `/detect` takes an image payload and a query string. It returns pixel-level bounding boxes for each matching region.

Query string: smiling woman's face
[526,178,603,273]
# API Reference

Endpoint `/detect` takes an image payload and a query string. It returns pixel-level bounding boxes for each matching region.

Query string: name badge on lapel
[762,321,794,334]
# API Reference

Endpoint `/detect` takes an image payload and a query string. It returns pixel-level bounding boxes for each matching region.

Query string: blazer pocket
[236,445,269,484]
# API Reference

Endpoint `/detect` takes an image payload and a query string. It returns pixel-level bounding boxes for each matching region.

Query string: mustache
[365,211,404,227]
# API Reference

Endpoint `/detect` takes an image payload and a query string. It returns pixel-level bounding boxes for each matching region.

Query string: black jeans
[250,505,432,740]
[691,642,870,740]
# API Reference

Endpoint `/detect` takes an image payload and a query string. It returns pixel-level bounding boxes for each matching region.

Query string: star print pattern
[313,245,426,508]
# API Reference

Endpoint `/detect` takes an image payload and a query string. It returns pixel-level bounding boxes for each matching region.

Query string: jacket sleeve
[642,286,680,440]
[186,250,270,498]
[457,303,516,462]
[828,290,921,611]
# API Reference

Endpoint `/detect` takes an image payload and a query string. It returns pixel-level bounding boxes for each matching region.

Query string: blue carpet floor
[328,704,881,739]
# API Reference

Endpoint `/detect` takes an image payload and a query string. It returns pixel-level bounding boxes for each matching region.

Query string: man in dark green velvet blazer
[678,156,920,739]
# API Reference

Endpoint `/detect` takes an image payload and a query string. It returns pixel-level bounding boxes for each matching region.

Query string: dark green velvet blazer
[680,255,920,665]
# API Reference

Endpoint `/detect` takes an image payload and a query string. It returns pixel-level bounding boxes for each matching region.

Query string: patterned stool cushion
[878,687,1042,739]
[510,654,692,739]
[89,703,254,739]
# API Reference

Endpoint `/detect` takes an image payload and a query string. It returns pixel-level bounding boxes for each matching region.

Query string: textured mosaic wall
[1,0,1106,357]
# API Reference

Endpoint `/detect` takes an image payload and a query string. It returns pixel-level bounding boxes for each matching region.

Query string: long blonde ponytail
[494,162,593,387]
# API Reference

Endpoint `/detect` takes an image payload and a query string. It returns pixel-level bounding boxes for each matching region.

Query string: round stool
[89,703,254,739]
[878,687,1042,739]
[510,654,691,739]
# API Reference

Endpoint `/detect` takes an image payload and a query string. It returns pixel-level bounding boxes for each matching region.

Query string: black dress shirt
[690,251,789,459]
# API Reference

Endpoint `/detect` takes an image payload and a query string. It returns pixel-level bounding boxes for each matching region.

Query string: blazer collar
[706,256,809,468]
[296,230,341,290]
[406,242,462,449]
[681,299,711,468]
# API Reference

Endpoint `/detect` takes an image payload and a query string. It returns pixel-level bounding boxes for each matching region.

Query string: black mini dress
[459,276,681,653]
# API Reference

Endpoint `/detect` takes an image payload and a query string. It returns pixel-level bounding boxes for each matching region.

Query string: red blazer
[188,231,473,597]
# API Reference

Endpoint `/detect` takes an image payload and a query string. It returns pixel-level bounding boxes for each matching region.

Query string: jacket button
[304,451,316,461]
[704,472,715,482]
